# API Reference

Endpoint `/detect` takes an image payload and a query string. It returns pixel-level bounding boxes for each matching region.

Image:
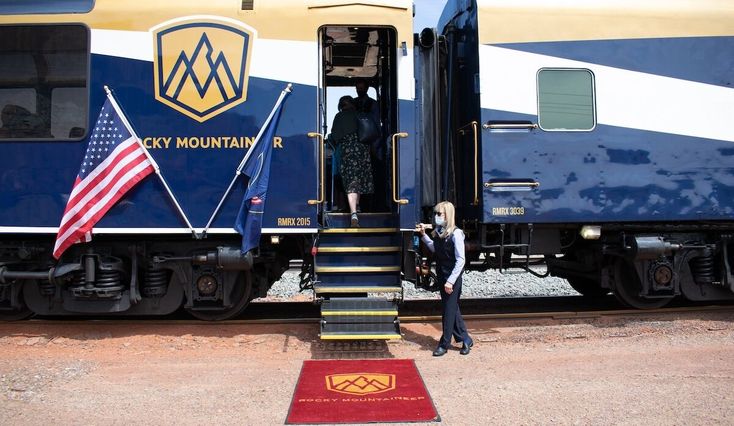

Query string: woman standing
[417,201,473,356]
[329,96,374,226]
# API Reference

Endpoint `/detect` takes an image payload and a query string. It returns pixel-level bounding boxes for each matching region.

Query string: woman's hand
[444,282,454,294]
[415,223,426,236]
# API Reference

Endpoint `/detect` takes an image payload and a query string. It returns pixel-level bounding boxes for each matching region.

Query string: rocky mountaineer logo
[325,373,396,396]
[152,16,256,122]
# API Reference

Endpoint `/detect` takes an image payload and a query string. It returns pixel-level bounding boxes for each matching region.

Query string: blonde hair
[432,201,457,239]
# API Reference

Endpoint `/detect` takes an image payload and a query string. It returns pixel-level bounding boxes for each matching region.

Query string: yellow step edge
[315,266,401,273]
[317,246,400,253]
[320,334,402,340]
[321,310,399,316]
[314,286,402,293]
[320,227,398,234]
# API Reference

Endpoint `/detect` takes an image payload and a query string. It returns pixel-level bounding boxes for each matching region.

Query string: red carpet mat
[286,359,439,424]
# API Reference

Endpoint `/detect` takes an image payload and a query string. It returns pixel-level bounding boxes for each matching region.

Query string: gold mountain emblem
[151,17,256,122]
[325,373,396,396]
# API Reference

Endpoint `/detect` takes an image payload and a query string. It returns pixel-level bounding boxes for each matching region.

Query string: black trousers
[438,276,471,348]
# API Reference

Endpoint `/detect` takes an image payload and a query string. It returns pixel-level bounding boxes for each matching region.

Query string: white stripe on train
[90,29,415,100]
[479,45,734,143]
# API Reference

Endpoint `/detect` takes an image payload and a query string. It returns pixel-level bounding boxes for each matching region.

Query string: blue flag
[234,94,288,253]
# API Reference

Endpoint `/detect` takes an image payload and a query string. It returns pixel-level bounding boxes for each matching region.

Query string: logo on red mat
[325,373,396,396]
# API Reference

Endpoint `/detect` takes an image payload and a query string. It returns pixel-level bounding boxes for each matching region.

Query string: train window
[537,68,595,131]
[0,0,94,15]
[0,24,88,140]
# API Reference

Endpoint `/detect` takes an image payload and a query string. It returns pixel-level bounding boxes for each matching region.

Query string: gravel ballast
[259,268,580,302]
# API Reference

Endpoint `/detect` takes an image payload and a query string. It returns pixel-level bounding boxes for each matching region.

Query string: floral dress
[337,132,374,195]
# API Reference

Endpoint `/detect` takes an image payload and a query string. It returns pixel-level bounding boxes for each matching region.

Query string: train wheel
[186,271,252,321]
[611,259,670,309]
[566,277,610,298]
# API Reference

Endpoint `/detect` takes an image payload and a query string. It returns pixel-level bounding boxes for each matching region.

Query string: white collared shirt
[421,228,466,285]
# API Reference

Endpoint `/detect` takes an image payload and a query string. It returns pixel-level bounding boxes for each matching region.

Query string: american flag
[53,97,154,259]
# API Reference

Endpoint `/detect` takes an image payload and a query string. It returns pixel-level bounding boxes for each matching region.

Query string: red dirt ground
[1,310,733,425]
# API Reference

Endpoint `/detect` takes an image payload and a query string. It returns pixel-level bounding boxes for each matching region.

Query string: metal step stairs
[314,212,402,340]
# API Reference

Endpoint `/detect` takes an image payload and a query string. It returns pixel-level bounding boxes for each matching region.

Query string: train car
[0,0,420,333]
[419,0,734,308]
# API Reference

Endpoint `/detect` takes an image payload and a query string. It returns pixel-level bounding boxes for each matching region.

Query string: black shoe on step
[432,346,448,357]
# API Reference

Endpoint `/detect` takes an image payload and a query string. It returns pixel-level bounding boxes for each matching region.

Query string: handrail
[391,132,409,205]
[307,132,325,205]
[459,121,479,205]
[482,122,538,130]
[484,181,540,188]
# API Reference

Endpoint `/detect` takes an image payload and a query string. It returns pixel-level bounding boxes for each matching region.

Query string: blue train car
[421,0,734,307]
[0,0,420,330]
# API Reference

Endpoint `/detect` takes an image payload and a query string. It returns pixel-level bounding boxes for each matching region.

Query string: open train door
[306,2,416,340]
[313,22,417,229]
[393,31,419,231]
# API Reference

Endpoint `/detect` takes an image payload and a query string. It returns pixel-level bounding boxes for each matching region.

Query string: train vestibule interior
[318,25,398,215]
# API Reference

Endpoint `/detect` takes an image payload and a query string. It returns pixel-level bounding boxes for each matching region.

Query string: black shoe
[460,341,473,355]
[432,346,448,357]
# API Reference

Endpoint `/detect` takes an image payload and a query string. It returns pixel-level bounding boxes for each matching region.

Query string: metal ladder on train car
[313,212,402,340]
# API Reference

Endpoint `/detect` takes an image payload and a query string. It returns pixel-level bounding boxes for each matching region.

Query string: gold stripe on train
[478,0,734,44]
[0,0,414,46]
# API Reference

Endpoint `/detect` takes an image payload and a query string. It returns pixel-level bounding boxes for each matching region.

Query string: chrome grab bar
[484,181,540,188]
[458,121,480,205]
[307,132,325,205]
[482,122,538,130]
[391,132,409,205]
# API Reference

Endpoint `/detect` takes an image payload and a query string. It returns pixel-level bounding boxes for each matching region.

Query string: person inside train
[354,79,379,129]
[328,95,374,227]
[0,104,52,139]
[354,79,387,212]
[416,201,474,356]
[0,104,33,138]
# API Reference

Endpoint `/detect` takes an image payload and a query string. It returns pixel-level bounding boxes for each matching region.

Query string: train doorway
[316,25,399,221]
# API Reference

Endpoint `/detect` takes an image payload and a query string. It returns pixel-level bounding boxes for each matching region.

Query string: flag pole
[103,85,197,238]
[202,83,293,237]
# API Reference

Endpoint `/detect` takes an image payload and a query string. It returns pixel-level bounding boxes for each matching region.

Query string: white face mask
[434,215,445,227]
